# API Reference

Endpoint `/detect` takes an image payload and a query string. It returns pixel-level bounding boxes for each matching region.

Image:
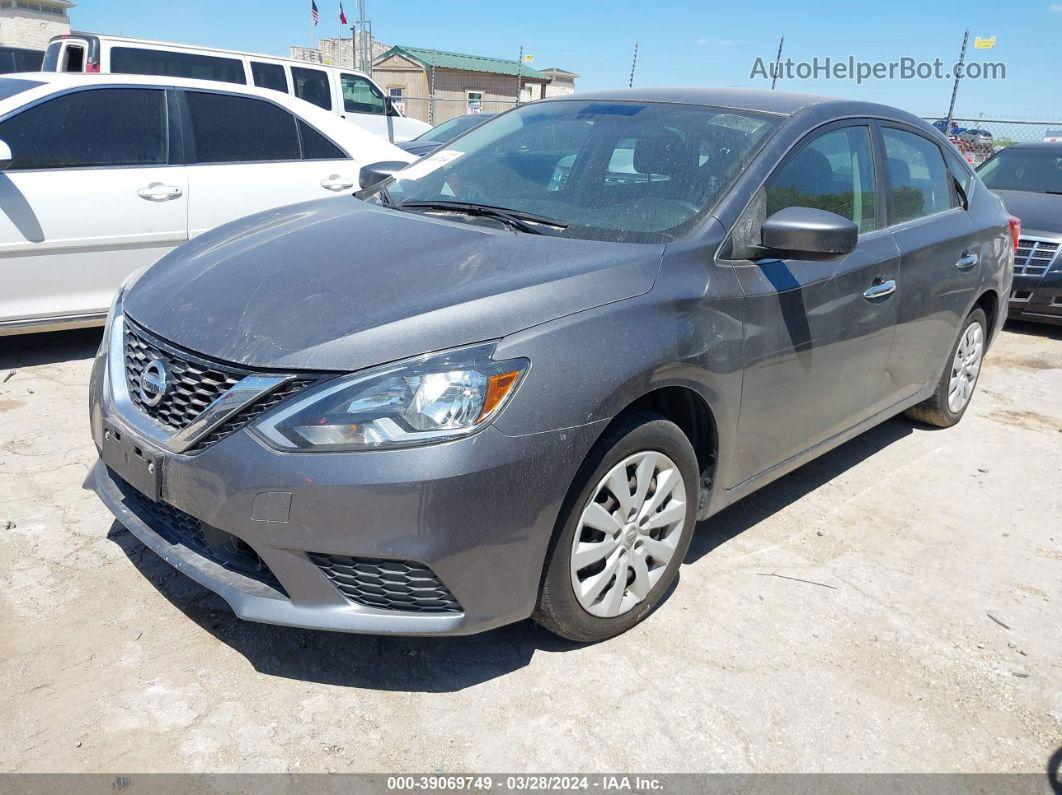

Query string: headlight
[98,267,148,355]
[252,344,527,452]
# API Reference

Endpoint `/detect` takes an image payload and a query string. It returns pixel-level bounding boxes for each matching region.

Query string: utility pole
[944,29,969,134]
[628,42,638,88]
[771,35,784,90]
[517,44,524,104]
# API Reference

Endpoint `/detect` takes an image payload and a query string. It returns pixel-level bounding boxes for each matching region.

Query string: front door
[0,87,187,325]
[730,123,900,487]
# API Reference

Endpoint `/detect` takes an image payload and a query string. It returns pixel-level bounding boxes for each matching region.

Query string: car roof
[1002,141,1062,151]
[547,86,926,123]
[0,72,412,164]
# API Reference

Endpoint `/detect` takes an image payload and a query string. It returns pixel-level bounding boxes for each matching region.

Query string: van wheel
[534,411,699,642]
[905,307,987,428]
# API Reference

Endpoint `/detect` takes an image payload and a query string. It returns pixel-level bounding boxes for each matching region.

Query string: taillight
[1008,216,1021,250]
[85,62,100,73]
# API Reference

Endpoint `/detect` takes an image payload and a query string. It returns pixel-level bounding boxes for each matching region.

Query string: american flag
[310,0,319,25]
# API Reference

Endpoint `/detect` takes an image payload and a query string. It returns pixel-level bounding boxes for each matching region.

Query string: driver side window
[766,126,879,234]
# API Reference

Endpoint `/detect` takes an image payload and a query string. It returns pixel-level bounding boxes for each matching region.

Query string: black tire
[533,411,699,642]
[905,307,987,428]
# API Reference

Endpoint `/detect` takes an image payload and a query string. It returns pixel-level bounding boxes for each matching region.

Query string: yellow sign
[974,36,996,49]
[523,54,534,62]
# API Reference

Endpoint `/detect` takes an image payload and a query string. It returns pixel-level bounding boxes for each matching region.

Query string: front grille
[113,470,285,593]
[1014,238,1059,276]
[123,318,321,453]
[309,554,461,613]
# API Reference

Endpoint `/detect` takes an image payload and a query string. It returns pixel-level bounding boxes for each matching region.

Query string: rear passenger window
[0,88,167,170]
[291,67,332,111]
[767,126,878,233]
[299,120,346,160]
[251,61,288,93]
[882,128,952,223]
[111,47,246,84]
[185,92,300,163]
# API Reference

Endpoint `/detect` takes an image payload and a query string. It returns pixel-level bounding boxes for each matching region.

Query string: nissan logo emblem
[139,359,169,407]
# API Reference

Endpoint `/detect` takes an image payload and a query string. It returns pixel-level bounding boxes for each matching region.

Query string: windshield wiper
[397,200,568,235]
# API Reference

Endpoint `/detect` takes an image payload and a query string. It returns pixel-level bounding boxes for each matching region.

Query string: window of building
[185,91,300,163]
[0,88,167,170]
[766,126,878,234]
[882,127,951,224]
[291,66,332,111]
[466,91,483,114]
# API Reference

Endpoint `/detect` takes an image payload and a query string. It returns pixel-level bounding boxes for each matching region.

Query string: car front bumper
[1008,267,1062,325]
[87,351,605,636]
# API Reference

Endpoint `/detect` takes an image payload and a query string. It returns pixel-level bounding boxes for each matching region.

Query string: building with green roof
[373,44,565,125]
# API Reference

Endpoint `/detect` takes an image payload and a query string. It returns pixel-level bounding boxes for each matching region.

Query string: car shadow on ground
[1049,745,1062,794]
[107,415,918,693]
[1003,319,1062,342]
[0,327,102,370]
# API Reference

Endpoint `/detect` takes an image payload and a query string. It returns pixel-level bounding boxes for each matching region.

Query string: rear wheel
[534,411,699,642]
[905,307,987,428]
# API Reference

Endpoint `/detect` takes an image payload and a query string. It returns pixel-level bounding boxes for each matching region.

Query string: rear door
[0,86,187,325]
[179,90,357,239]
[730,122,900,486]
[880,125,982,396]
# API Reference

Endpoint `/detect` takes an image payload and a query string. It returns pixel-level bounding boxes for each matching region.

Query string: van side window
[298,120,346,160]
[185,92,300,163]
[251,62,288,93]
[0,88,167,169]
[766,125,878,233]
[111,46,246,85]
[291,66,332,111]
[882,128,952,223]
[340,74,385,115]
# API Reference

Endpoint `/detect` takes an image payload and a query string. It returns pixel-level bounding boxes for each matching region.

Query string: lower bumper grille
[112,470,285,593]
[309,554,461,613]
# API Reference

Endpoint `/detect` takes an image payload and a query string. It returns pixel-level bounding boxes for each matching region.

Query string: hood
[992,189,1062,237]
[125,198,663,371]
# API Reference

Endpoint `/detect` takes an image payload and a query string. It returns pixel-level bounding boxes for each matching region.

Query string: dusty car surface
[88,88,1013,642]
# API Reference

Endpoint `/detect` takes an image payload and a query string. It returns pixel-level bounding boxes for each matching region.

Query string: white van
[41,33,431,142]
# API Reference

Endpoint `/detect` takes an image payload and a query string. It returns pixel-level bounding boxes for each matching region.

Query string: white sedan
[0,73,413,335]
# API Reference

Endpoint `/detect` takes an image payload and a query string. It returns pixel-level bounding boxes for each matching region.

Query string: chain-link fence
[920,117,1062,166]
[394,96,521,127]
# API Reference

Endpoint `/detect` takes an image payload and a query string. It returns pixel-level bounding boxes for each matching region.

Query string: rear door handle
[863,279,897,301]
[321,175,355,191]
[137,183,183,201]
[956,253,979,271]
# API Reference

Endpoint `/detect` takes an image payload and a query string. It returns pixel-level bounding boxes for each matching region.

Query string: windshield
[382,100,779,243]
[415,113,494,143]
[977,147,1062,194]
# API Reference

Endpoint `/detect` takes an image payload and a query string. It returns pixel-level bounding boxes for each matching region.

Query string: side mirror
[358,160,407,190]
[760,207,857,257]
[0,139,12,171]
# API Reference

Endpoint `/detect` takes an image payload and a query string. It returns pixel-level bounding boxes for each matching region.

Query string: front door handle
[956,253,979,271]
[137,183,183,201]
[321,175,355,191]
[863,279,897,301]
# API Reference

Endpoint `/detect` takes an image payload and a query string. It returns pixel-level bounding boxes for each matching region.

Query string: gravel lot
[1,322,1060,774]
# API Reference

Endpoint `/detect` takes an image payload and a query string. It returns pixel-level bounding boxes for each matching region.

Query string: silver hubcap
[947,321,984,414]
[570,451,687,618]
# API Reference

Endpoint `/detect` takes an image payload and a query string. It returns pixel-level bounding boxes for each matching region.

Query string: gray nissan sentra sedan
[87,88,1014,642]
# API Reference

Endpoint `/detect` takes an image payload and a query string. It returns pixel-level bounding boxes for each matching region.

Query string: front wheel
[905,307,987,428]
[533,411,699,642]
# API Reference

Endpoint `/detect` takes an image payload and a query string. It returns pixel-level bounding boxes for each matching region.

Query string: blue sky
[74,0,1062,120]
